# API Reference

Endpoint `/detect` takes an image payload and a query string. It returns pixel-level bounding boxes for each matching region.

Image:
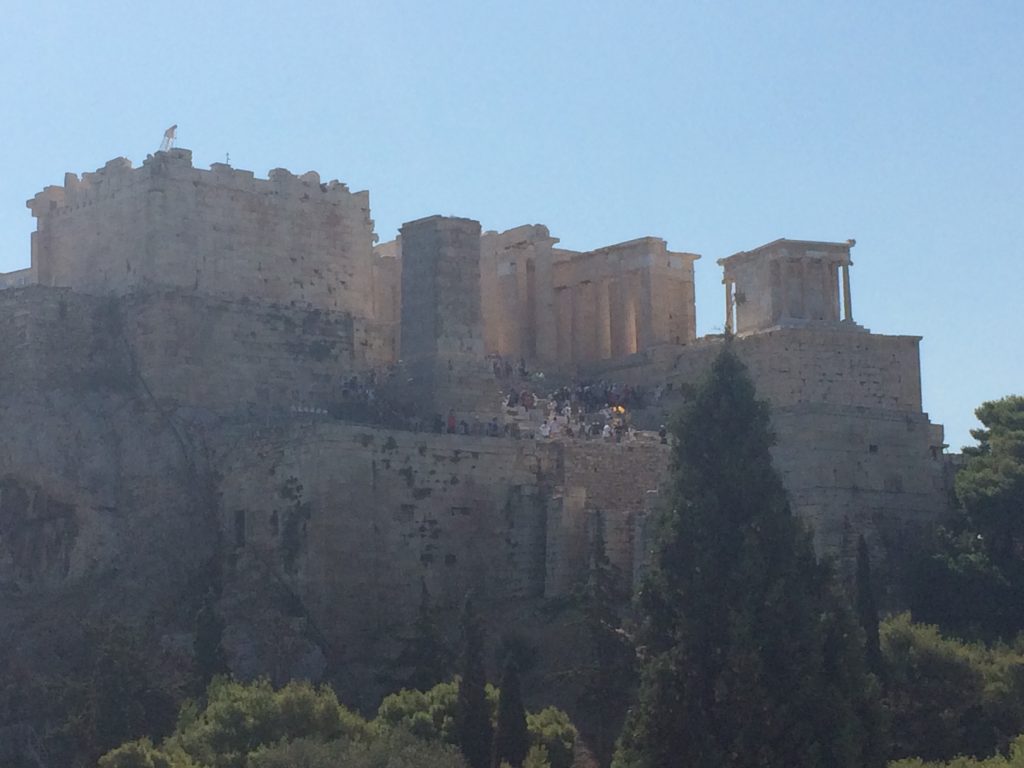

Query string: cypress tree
[856,535,883,677]
[397,578,453,692]
[457,592,493,768]
[193,588,228,694]
[613,346,883,768]
[493,661,529,768]
[578,516,635,766]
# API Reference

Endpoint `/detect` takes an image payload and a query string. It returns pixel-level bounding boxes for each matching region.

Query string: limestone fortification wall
[0,286,393,414]
[592,327,924,413]
[216,423,667,656]
[25,151,378,316]
[584,327,947,580]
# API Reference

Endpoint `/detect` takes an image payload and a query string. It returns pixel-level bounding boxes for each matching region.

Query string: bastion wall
[0,150,958,697]
[216,424,667,653]
[25,151,381,317]
[0,286,392,415]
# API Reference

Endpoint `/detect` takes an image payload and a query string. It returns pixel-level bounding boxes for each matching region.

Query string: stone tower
[398,215,488,416]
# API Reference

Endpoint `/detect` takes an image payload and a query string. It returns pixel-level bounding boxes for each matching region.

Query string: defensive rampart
[0,286,393,414]
[24,151,380,316]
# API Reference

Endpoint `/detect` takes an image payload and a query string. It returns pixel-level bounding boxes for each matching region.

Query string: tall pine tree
[577,515,635,767]
[396,579,453,692]
[457,592,493,768]
[613,346,884,768]
[193,588,228,694]
[856,535,883,677]
[493,661,529,768]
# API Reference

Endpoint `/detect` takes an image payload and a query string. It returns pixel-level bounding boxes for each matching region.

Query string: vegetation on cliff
[910,396,1024,641]
[97,675,577,768]
[613,346,885,768]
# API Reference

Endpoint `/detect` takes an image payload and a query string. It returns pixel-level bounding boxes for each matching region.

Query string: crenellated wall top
[26,148,368,218]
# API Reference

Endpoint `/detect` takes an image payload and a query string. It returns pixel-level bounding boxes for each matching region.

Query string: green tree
[193,589,229,695]
[881,614,1024,762]
[99,738,197,768]
[164,678,368,768]
[248,729,468,768]
[85,624,178,763]
[957,396,1024,565]
[493,662,529,768]
[613,346,884,768]
[525,708,576,768]
[857,535,884,677]
[909,396,1024,641]
[576,516,635,766]
[457,594,493,768]
[404,579,454,691]
[376,680,575,768]
[890,734,1024,767]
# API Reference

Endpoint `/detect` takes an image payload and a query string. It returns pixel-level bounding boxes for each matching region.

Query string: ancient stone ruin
[0,149,953,697]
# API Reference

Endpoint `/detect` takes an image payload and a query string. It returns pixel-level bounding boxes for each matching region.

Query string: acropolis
[0,148,952,698]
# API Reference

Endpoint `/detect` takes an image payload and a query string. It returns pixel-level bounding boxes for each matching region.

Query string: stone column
[598,279,612,359]
[829,262,841,321]
[724,279,734,334]
[842,263,853,322]
[556,287,574,363]
[609,279,625,357]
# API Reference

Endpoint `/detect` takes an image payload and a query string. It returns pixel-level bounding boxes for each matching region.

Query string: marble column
[842,263,853,322]
[724,279,734,334]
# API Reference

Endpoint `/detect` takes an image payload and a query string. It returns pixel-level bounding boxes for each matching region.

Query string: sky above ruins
[2,0,1021,448]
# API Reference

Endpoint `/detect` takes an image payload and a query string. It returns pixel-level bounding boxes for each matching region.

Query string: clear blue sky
[2,1,1021,448]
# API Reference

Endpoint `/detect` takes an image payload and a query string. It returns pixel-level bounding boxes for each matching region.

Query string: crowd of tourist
[295,357,675,446]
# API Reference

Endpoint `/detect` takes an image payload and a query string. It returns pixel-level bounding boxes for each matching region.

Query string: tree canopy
[910,396,1024,641]
[614,345,883,768]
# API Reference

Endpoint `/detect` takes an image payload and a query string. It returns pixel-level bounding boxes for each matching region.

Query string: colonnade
[724,258,854,334]
[555,275,645,364]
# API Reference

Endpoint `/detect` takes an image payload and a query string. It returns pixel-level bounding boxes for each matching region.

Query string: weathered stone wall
[769,404,950,584]
[0,268,34,291]
[372,240,401,350]
[213,424,666,668]
[586,327,949,580]
[550,440,668,595]
[398,216,489,415]
[591,327,924,413]
[25,151,378,316]
[0,286,393,416]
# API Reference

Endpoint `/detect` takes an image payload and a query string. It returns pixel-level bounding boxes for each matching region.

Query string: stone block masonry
[0,286,392,415]
[215,424,667,655]
[24,151,380,317]
[0,146,958,707]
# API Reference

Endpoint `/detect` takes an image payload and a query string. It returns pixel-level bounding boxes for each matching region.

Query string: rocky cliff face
[0,286,662,763]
